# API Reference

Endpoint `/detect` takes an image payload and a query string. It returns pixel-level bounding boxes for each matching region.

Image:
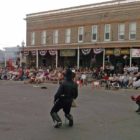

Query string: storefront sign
[121,49,130,55]
[114,49,121,56]
[105,49,114,55]
[60,49,76,57]
[132,49,140,57]
[105,48,130,56]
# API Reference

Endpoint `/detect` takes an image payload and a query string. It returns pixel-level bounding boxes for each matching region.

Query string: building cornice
[26,0,140,19]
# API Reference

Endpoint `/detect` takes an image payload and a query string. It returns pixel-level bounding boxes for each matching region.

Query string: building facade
[25,0,140,70]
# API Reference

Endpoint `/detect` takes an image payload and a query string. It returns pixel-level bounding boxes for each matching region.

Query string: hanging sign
[81,49,91,55]
[121,49,130,55]
[60,50,76,57]
[39,50,47,56]
[105,49,113,55]
[132,49,140,57]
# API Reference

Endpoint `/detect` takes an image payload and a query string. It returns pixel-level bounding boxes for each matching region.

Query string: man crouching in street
[50,68,78,128]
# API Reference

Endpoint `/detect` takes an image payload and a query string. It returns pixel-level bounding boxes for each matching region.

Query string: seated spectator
[100,73,109,87]
[133,73,140,89]
[122,73,129,88]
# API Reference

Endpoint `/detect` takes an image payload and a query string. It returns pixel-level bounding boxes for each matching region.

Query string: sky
[0,0,108,50]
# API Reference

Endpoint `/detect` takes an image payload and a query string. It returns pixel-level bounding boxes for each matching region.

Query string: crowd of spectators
[0,65,140,90]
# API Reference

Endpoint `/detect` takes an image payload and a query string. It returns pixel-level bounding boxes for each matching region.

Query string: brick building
[25,0,140,71]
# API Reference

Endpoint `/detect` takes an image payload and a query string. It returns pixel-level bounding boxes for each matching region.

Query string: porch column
[129,48,132,67]
[19,52,22,67]
[56,50,58,68]
[4,52,7,67]
[102,49,105,70]
[36,49,39,68]
[77,46,80,69]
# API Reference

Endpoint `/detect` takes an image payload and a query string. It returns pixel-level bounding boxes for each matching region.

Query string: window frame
[65,28,71,43]
[129,22,136,40]
[41,30,46,45]
[53,30,59,44]
[104,24,111,41]
[31,32,35,45]
[78,26,84,43]
[118,24,125,41]
[91,25,98,42]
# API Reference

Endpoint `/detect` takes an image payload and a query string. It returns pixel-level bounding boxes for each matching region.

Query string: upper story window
[31,32,35,45]
[104,24,111,41]
[53,30,59,44]
[41,31,46,45]
[129,22,136,40]
[78,27,84,42]
[118,24,125,40]
[92,25,98,41]
[65,28,71,43]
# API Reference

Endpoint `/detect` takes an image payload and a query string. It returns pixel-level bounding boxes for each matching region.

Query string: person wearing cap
[50,68,78,128]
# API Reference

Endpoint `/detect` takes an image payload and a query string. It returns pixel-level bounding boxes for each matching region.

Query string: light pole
[21,41,25,80]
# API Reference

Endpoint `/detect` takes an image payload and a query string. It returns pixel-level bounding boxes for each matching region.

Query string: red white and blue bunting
[23,51,29,56]
[39,50,47,56]
[31,50,36,56]
[81,49,91,55]
[49,49,57,55]
[93,48,103,54]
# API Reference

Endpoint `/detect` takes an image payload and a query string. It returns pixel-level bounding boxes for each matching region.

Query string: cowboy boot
[50,112,62,128]
[65,114,73,127]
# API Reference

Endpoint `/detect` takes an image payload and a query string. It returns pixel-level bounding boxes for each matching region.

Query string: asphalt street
[0,80,140,140]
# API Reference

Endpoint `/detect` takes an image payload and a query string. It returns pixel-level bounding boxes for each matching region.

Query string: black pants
[50,99,72,115]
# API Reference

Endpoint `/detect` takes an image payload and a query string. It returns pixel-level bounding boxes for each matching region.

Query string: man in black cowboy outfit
[50,68,78,128]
